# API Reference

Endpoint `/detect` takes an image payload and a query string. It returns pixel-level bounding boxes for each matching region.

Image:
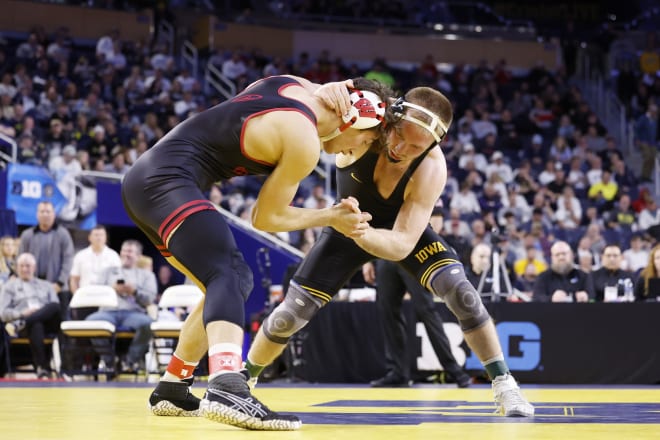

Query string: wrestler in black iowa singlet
[293,149,463,303]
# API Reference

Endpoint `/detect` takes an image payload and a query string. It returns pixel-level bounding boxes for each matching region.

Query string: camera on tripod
[476,225,513,302]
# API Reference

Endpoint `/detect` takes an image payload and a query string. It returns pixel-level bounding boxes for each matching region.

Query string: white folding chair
[59,285,118,378]
[148,285,204,373]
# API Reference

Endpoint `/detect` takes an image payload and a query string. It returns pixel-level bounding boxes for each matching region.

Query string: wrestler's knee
[261,282,323,344]
[231,249,253,301]
[429,264,490,331]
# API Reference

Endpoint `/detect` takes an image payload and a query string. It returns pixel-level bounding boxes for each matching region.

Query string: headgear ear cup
[342,90,387,129]
[318,89,387,142]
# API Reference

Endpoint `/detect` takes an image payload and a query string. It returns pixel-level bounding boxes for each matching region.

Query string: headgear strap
[391,97,448,144]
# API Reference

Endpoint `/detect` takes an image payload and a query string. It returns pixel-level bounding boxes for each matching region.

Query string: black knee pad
[202,250,254,327]
[231,249,254,302]
[429,264,490,331]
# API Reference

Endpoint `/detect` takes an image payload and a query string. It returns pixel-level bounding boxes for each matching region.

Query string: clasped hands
[332,196,371,238]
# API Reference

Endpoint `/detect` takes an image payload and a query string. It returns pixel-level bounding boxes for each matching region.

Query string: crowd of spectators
[0,2,659,382]
[0,17,658,304]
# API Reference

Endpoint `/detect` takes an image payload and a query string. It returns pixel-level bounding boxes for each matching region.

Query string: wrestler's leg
[402,228,534,417]
[247,228,370,379]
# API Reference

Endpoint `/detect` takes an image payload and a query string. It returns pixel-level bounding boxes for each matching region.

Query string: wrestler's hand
[330,201,372,238]
[314,79,354,117]
[339,196,361,213]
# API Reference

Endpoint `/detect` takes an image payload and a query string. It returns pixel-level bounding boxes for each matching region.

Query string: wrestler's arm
[283,75,354,116]
[251,116,370,235]
[352,149,448,261]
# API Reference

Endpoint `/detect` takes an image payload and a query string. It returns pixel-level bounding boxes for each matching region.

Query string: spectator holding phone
[85,239,157,373]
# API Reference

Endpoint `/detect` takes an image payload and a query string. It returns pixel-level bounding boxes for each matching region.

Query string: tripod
[476,245,513,302]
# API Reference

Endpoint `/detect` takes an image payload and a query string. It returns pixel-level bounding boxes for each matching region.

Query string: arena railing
[181,40,199,80]
[0,133,17,165]
[204,62,236,101]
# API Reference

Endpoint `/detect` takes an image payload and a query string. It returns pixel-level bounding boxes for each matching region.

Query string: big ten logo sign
[11,180,49,198]
[416,321,541,372]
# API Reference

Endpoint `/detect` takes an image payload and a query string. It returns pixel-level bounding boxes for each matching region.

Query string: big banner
[6,163,67,225]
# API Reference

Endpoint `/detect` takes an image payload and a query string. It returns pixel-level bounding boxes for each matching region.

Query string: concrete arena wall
[0,0,152,43]
[210,21,559,69]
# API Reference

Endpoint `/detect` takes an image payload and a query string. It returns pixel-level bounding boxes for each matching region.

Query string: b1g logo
[11,180,44,198]
[416,321,541,372]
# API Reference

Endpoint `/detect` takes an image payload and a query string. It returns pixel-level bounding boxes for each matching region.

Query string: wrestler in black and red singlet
[122,76,316,255]
[122,76,320,320]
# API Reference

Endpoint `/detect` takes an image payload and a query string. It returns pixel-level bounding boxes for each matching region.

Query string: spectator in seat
[639,200,660,245]
[610,155,638,197]
[458,142,487,170]
[548,135,573,166]
[485,151,513,184]
[587,169,618,213]
[86,239,157,372]
[50,144,82,182]
[512,160,540,204]
[0,236,18,283]
[0,252,60,378]
[605,193,636,232]
[532,240,594,302]
[104,146,131,175]
[554,186,583,230]
[221,51,247,85]
[449,181,481,217]
[69,224,121,293]
[589,244,636,302]
[632,187,655,213]
[303,183,335,209]
[521,206,552,237]
[622,233,650,273]
[633,243,660,301]
[513,244,547,278]
[512,262,538,301]
[521,133,547,174]
[566,156,588,198]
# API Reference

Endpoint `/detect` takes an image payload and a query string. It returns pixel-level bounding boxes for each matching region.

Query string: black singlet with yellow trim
[140,75,317,190]
[336,149,429,228]
[293,148,461,300]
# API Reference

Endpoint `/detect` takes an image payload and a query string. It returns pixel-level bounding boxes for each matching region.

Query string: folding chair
[2,329,59,378]
[148,285,204,374]
[59,285,118,379]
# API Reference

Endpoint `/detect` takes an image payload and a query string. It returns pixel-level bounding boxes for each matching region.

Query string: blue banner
[6,163,67,225]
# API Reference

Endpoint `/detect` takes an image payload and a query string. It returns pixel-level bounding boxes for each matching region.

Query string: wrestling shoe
[149,378,201,416]
[492,373,535,417]
[200,372,301,430]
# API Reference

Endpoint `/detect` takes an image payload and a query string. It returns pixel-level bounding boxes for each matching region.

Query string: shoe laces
[498,387,529,407]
